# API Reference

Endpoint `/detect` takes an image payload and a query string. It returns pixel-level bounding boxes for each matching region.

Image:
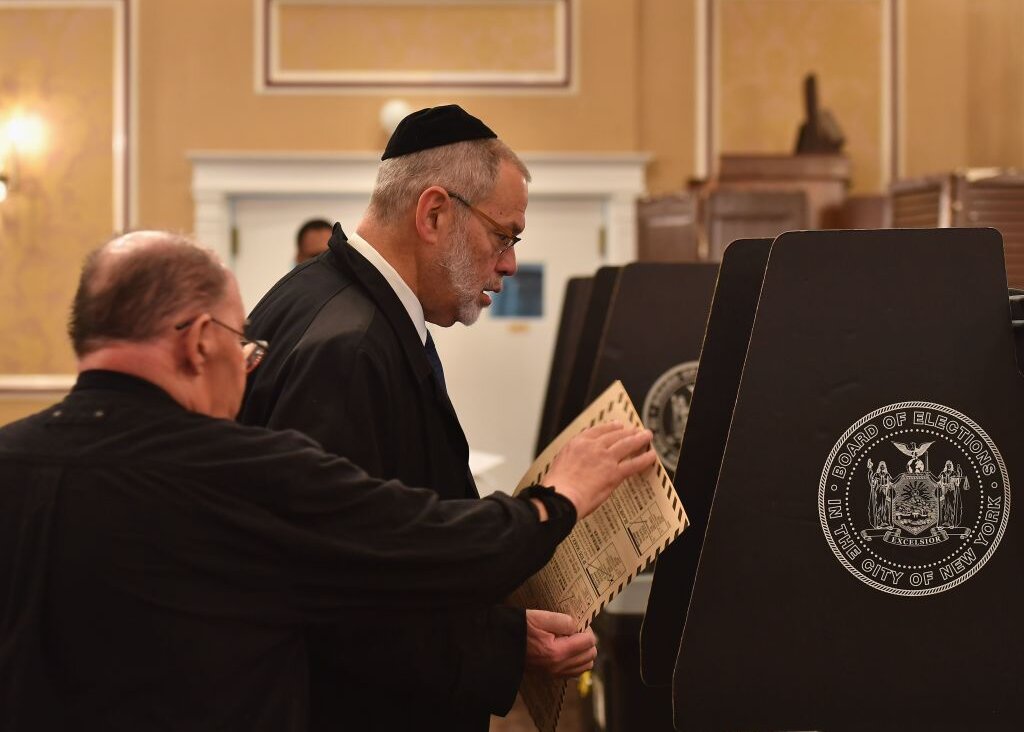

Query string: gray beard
[438,222,484,326]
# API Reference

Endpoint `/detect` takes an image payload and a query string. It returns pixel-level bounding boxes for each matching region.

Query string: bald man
[0,231,654,731]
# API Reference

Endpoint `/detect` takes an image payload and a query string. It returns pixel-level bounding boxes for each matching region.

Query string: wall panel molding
[0,374,75,394]
[254,0,576,93]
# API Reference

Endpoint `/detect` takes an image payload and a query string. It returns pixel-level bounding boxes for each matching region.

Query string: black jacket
[0,371,574,731]
[241,226,528,730]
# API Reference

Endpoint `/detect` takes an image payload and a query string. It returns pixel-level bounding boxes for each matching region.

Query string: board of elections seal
[819,401,1009,597]
[642,361,699,472]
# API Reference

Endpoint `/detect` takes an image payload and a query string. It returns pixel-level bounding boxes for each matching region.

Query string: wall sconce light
[0,112,47,202]
[0,135,11,203]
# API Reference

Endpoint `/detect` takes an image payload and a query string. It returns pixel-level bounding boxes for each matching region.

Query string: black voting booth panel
[535,276,594,456]
[640,239,772,687]
[553,266,621,441]
[585,262,720,471]
[673,229,1024,731]
[581,262,718,732]
[592,579,675,732]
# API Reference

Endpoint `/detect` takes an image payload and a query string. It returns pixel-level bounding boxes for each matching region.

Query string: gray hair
[68,231,228,356]
[368,138,530,225]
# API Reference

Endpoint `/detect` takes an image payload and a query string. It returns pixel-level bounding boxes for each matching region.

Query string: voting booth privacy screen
[640,239,772,688]
[585,263,719,468]
[656,228,1023,731]
[536,263,719,731]
[539,229,1022,731]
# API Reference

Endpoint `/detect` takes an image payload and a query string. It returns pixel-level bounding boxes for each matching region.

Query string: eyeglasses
[174,316,269,373]
[445,190,522,256]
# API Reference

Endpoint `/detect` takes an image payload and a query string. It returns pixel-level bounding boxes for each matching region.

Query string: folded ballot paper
[510,380,688,732]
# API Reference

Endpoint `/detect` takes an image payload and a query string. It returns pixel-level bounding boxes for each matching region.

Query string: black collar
[74,369,179,406]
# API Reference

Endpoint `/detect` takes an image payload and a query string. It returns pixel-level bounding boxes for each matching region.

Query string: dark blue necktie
[424,332,447,393]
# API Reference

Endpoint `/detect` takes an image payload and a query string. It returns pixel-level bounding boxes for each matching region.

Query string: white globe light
[379,99,412,136]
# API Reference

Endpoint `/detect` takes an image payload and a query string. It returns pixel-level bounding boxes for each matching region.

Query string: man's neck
[78,345,198,413]
[355,218,422,299]
[353,219,434,343]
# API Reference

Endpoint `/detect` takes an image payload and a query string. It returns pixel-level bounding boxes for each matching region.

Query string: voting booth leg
[590,576,674,732]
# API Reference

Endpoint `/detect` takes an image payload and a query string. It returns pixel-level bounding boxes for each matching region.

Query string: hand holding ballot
[545,422,656,519]
[512,382,689,732]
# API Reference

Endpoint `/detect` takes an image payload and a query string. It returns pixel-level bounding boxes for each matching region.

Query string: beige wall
[718,0,885,194]
[0,395,63,426]
[903,0,1024,177]
[963,0,1024,168]
[640,0,699,194]
[137,0,646,231]
[0,5,117,374]
[3,0,1024,383]
[277,3,560,74]
[128,0,1024,221]
[902,0,971,177]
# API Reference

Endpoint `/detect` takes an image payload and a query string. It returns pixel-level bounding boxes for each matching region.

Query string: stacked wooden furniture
[636,193,699,263]
[637,154,852,263]
[890,169,1024,287]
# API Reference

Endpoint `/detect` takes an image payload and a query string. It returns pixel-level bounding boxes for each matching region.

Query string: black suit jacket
[240,225,526,731]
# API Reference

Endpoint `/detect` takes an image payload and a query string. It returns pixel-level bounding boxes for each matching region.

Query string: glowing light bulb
[6,114,46,155]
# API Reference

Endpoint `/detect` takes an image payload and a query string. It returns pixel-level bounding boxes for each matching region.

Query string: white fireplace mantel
[189,151,650,265]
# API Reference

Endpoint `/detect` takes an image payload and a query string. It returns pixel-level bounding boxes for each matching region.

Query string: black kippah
[381,104,497,161]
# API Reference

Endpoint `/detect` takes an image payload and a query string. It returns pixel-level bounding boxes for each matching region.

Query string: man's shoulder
[252,287,393,386]
[249,256,358,324]
[0,393,321,468]
[301,281,381,341]
[249,257,383,344]
[0,407,52,454]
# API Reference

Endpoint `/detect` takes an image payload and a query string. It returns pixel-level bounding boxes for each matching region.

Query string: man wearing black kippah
[240,106,595,730]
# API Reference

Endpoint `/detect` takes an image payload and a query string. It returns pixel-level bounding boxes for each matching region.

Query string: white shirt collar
[346,231,428,345]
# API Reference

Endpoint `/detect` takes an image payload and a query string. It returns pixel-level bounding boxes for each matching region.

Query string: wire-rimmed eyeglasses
[174,316,269,373]
[445,189,522,256]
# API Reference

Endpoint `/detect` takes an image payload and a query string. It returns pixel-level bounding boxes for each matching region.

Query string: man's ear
[179,315,211,376]
[414,186,451,245]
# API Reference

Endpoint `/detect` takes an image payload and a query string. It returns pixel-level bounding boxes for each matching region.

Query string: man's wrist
[518,484,578,526]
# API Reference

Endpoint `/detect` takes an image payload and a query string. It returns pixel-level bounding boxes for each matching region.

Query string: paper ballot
[510,380,688,732]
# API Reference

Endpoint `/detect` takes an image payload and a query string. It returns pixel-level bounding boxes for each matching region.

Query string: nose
[497,246,517,276]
